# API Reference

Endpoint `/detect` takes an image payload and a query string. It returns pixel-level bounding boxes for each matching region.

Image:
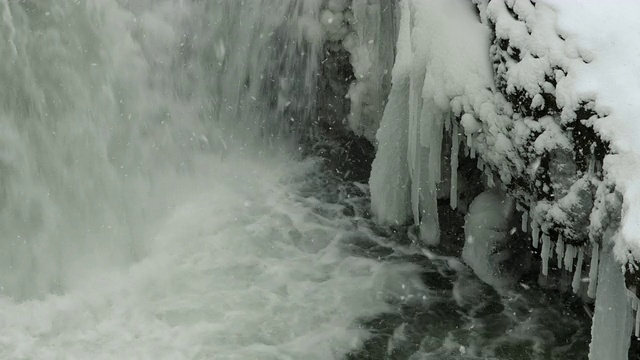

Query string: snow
[538,0,640,263]
[461,113,481,136]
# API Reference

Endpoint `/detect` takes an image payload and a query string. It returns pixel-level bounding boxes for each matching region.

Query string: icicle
[477,158,484,171]
[410,141,421,229]
[564,244,576,272]
[588,148,595,176]
[428,112,444,188]
[444,113,452,132]
[532,222,540,248]
[556,235,565,269]
[486,170,494,188]
[629,290,639,311]
[631,291,640,338]
[469,135,476,159]
[450,124,459,210]
[572,247,584,293]
[521,211,528,233]
[595,160,602,175]
[541,234,551,276]
[636,305,640,338]
[629,289,640,337]
[587,242,600,298]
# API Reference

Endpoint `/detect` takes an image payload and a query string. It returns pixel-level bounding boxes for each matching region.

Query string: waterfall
[0,0,324,299]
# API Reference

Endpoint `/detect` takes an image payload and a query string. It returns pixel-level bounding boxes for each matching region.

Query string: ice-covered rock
[462,189,530,289]
[370,0,493,245]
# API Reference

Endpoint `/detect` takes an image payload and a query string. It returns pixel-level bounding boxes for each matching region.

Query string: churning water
[0,1,592,359]
[0,1,421,357]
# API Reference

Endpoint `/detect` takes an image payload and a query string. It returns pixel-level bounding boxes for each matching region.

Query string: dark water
[300,137,592,360]
[345,250,592,360]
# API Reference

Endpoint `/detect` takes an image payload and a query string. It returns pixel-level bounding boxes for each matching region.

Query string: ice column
[588,245,633,360]
[450,123,460,210]
[588,242,600,298]
[572,248,584,293]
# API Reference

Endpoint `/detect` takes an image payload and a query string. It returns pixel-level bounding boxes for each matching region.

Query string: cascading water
[0,1,426,357]
[0,0,604,359]
[0,0,322,299]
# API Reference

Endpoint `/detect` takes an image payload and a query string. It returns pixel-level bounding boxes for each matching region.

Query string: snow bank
[539,0,640,269]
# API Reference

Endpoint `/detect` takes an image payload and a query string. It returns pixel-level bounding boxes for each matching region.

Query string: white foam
[0,157,424,359]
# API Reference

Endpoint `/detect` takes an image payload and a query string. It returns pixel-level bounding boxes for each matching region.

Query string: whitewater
[0,0,425,358]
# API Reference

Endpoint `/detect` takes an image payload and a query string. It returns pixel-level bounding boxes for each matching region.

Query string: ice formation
[317,0,396,141]
[370,0,492,245]
[462,189,530,289]
[369,0,640,357]
[589,244,633,360]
